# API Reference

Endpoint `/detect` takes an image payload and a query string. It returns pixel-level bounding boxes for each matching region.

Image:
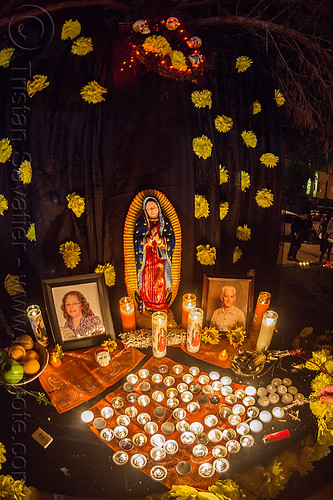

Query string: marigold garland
[241,171,250,192]
[71,37,93,56]
[4,274,24,296]
[219,201,229,220]
[0,194,8,215]
[235,55,253,73]
[191,89,212,109]
[241,130,257,148]
[195,195,209,219]
[253,100,262,114]
[18,160,32,184]
[59,241,81,269]
[215,115,233,133]
[61,19,81,40]
[226,326,246,348]
[260,152,279,168]
[236,224,251,241]
[256,188,274,207]
[0,47,14,68]
[219,166,229,185]
[192,135,213,159]
[274,89,286,106]
[196,244,216,265]
[142,35,171,56]
[170,50,187,71]
[66,192,85,217]
[80,81,107,103]
[233,246,243,263]
[0,138,12,163]
[26,223,36,241]
[94,263,116,287]
[26,75,49,97]
[201,326,220,345]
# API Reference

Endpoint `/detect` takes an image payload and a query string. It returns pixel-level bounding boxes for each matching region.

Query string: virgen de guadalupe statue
[123,190,181,328]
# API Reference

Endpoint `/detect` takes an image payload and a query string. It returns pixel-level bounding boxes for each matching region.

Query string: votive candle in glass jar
[26,305,49,346]
[256,310,278,352]
[252,292,271,331]
[152,311,167,358]
[119,297,136,332]
[186,307,203,353]
[182,293,196,329]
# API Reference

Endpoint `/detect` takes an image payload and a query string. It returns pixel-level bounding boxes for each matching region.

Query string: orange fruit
[16,334,34,350]
[25,350,40,361]
[23,358,40,376]
[8,345,26,361]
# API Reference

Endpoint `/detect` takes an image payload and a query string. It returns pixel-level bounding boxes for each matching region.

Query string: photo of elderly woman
[60,290,105,339]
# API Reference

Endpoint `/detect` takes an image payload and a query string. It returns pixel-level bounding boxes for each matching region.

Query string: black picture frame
[201,275,255,334]
[42,273,115,351]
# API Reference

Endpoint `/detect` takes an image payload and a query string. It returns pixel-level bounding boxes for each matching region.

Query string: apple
[1,359,24,384]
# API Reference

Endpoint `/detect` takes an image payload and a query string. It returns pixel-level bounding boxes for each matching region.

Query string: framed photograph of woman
[201,275,254,335]
[42,274,115,351]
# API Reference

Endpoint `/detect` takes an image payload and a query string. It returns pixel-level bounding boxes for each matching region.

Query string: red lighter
[262,429,290,444]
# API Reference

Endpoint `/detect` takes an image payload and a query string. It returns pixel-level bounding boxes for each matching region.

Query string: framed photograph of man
[201,275,254,334]
[42,274,115,351]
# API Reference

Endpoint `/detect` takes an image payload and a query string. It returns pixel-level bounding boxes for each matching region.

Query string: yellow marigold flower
[247,268,256,276]
[233,246,243,263]
[241,171,250,192]
[241,130,257,148]
[95,263,116,287]
[209,479,243,498]
[196,244,216,265]
[168,486,198,498]
[0,194,8,215]
[191,89,212,109]
[26,223,36,241]
[274,89,286,107]
[201,326,220,345]
[61,19,81,40]
[253,100,262,114]
[192,135,213,159]
[26,75,49,97]
[80,81,107,103]
[0,47,15,68]
[219,201,229,220]
[71,37,93,56]
[4,274,24,296]
[236,55,253,73]
[18,160,32,184]
[256,188,274,208]
[0,442,6,466]
[260,152,279,168]
[66,192,85,217]
[215,115,233,133]
[101,339,117,353]
[219,166,229,185]
[59,241,81,269]
[195,195,209,219]
[51,344,64,359]
[226,326,246,347]
[142,35,171,56]
[0,138,12,163]
[237,224,251,241]
[170,50,187,71]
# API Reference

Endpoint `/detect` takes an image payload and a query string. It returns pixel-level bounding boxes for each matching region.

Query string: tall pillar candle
[152,311,167,358]
[26,305,49,346]
[186,307,203,353]
[252,292,271,331]
[119,297,136,332]
[181,293,196,329]
[256,310,278,352]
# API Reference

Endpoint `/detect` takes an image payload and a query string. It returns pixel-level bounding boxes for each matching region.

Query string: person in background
[210,285,245,333]
[318,385,333,404]
[318,214,333,262]
[287,211,312,261]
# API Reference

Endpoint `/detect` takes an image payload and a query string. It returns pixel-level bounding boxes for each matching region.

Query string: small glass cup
[139,381,151,392]
[195,432,209,445]
[158,364,169,374]
[153,407,167,419]
[123,382,134,392]
[189,383,201,394]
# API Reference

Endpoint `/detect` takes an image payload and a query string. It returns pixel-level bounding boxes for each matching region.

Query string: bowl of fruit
[0,334,49,385]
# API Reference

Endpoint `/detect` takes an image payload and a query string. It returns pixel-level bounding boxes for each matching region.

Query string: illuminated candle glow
[26,304,49,346]
[186,307,203,353]
[252,292,271,331]
[256,310,278,352]
[181,293,196,329]
[119,297,136,332]
[152,311,167,358]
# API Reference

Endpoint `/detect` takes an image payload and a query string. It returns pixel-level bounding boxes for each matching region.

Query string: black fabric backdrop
[0,8,282,335]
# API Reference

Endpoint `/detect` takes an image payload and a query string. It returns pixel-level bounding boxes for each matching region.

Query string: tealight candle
[282,393,293,404]
[195,432,209,445]
[221,376,232,386]
[189,366,200,376]
[221,385,233,396]
[236,422,250,435]
[247,406,259,418]
[190,422,204,434]
[164,376,175,387]
[166,397,179,409]
[100,428,114,442]
[181,391,193,402]
[152,373,163,383]
[125,406,138,418]
[282,377,292,387]
[271,377,282,386]
[266,384,277,393]
[180,431,196,445]
[272,407,285,419]
[164,439,178,454]
[152,311,167,358]
[204,414,218,427]
[166,387,178,398]
[152,390,165,403]
[252,291,271,331]
[187,402,200,413]
[111,396,125,409]
[150,465,167,481]
[93,417,106,430]
[81,410,94,423]
[245,385,257,396]
[243,396,256,407]
[114,425,128,439]
[288,385,298,395]
[132,433,147,447]
[226,440,241,453]
[127,373,138,384]
[119,297,136,332]
[213,458,230,472]
[198,462,215,478]
[218,349,228,362]
[176,420,190,433]
[189,383,201,394]
[210,395,221,405]
[172,364,183,375]
[228,414,241,426]
[173,407,186,420]
[192,444,208,458]
[176,461,191,475]
[208,429,223,443]
[123,382,134,392]
[126,392,138,404]
[153,407,166,419]
[119,438,134,451]
[100,406,114,419]
[139,381,151,392]
[177,382,188,393]
[212,445,227,458]
[138,368,149,379]
[235,389,246,399]
[209,371,220,381]
[112,451,128,465]
[181,293,196,329]
[256,310,278,352]
[203,384,213,396]
[212,381,222,392]
[277,385,287,395]
[144,421,158,435]
[294,393,304,401]
[186,307,203,353]
[196,395,208,405]
[158,364,169,374]
[219,406,232,419]
[240,434,255,447]
[232,404,246,415]
[258,396,270,407]
[137,395,150,407]
[150,446,166,461]
[249,419,263,433]
[225,394,237,405]
[257,387,268,397]
[222,428,236,441]
[183,373,194,384]
[161,422,175,435]
[117,415,131,426]
[198,375,210,385]
[259,410,272,423]
[130,453,147,469]
[268,393,280,404]
[137,412,151,425]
